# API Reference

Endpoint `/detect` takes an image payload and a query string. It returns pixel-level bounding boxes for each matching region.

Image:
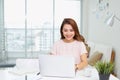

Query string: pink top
[51,40,87,64]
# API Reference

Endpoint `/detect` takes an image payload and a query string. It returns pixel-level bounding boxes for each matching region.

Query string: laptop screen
[39,55,76,78]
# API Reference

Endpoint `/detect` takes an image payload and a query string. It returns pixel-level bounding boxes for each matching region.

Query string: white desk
[0,66,119,80]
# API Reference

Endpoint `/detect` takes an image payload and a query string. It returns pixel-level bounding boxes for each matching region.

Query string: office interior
[0,0,120,79]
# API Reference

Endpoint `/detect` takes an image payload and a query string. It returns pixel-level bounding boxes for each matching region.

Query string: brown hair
[60,18,85,42]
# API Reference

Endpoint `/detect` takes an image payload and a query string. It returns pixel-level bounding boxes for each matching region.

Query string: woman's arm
[75,53,88,70]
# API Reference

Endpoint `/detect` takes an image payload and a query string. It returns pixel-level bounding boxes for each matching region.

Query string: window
[3,0,81,59]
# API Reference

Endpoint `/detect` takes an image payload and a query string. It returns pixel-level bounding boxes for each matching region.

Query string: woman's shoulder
[74,40,86,47]
[75,40,84,44]
[53,39,63,45]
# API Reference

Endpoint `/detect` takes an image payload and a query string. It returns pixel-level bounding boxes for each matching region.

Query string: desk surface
[0,66,119,80]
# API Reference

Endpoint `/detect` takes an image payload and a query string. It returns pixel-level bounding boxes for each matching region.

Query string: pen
[37,72,40,75]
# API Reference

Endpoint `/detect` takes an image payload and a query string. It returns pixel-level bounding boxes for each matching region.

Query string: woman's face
[62,24,75,42]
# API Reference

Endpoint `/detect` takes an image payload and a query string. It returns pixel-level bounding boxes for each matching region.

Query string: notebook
[39,55,76,78]
[8,59,39,75]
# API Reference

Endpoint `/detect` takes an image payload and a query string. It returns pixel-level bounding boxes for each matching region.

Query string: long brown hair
[60,18,85,42]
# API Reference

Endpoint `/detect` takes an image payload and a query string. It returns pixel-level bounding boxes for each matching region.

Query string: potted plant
[95,61,114,80]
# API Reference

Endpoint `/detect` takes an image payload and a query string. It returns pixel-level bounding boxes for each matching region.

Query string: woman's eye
[63,29,68,32]
[63,29,74,32]
[70,29,74,32]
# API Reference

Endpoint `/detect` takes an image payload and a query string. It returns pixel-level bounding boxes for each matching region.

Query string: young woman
[51,18,88,70]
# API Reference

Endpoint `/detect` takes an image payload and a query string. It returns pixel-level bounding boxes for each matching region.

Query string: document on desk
[42,77,75,80]
[8,67,37,76]
[27,74,75,80]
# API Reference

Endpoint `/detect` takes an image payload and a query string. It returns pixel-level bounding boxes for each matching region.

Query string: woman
[51,18,88,70]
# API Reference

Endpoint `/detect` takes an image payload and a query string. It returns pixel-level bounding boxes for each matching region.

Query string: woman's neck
[63,39,75,43]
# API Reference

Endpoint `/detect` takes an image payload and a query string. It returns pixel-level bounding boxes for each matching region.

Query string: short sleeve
[80,42,88,55]
[51,45,56,55]
[51,42,58,55]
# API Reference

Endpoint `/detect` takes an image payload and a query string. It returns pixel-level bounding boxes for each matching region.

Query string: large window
[3,0,81,59]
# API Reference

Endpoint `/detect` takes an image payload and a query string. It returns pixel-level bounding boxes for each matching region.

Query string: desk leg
[25,75,27,80]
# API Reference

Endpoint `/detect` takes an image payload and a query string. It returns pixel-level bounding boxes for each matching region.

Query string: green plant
[95,61,114,74]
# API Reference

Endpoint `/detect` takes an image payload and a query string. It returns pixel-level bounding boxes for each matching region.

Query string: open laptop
[39,55,76,78]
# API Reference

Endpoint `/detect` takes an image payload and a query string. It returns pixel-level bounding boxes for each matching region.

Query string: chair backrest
[87,41,114,62]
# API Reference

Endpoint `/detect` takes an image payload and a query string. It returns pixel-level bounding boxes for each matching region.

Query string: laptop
[39,55,76,78]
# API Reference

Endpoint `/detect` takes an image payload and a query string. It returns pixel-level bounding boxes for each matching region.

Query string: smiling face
[62,24,75,42]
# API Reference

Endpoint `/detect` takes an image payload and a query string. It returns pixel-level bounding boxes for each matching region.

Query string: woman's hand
[75,53,88,70]
[75,64,78,71]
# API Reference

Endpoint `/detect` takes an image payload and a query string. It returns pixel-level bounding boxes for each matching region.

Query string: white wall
[84,0,120,78]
